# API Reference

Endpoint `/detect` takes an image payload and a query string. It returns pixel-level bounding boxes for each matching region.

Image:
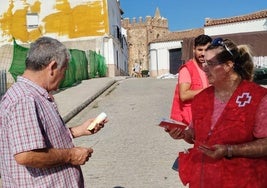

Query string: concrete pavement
[54,77,120,123]
[0,77,118,188]
[54,77,267,124]
[69,78,188,188]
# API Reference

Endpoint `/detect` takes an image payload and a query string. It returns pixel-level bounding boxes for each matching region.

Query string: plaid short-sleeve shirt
[0,76,84,188]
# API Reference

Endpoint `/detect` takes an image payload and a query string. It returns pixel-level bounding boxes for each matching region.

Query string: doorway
[169,48,182,74]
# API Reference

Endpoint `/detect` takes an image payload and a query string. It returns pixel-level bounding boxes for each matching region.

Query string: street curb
[62,79,116,123]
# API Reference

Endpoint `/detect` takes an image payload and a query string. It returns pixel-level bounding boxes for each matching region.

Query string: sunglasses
[211,38,233,56]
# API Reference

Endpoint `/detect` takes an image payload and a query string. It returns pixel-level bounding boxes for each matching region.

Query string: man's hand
[68,147,94,165]
[70,118,108,138]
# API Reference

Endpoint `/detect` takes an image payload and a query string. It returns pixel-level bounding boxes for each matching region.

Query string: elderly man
[0,37,106,187]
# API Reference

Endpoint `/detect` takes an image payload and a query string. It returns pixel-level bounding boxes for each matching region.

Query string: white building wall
[107,0,122,34]
[157,48,169,70]
[0,0,128,78]
[0,0,107,45]
[205,18,267,36]
[254,56,267,68]
[106,0,128,76]
[149,50,158,73]
[149,41,182,77]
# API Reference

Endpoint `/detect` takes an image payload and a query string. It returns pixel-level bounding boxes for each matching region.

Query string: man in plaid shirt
[0,37,106,187]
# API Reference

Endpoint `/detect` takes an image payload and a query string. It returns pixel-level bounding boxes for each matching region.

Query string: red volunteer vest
[179,80,267,188]
[170,60,204,124]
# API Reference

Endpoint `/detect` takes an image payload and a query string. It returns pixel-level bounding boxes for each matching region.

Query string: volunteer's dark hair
[194,34,212,47]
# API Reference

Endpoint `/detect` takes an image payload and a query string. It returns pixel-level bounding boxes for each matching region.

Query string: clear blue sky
[120,0,267,31]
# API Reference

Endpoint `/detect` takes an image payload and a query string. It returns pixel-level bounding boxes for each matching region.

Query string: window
[26,13,39,28]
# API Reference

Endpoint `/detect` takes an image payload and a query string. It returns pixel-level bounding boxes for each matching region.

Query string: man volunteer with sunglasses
[170,34,212,125]
[168,38,267,187]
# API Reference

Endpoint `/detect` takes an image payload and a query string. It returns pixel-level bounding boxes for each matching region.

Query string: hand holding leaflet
[158,118,188,131]
[87,112,107,131]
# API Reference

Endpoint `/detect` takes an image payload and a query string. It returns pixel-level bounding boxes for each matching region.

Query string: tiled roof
[205,9,267,26]
[151,28,204,43]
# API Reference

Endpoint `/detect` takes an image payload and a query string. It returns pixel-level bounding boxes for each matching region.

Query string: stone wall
[122,15,169,76]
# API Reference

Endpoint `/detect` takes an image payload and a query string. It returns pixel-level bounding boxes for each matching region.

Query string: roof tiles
[205,9,267,26]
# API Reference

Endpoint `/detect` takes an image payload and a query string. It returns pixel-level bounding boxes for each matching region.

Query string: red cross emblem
[236,92,252,107]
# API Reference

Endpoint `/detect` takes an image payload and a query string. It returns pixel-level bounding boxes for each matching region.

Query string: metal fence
[0,70,7,99]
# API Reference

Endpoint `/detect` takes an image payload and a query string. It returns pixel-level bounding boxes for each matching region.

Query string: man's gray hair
[25,36,70,71]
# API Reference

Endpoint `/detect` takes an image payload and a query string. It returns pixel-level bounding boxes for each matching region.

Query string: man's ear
[193,46,196,54]
[48,61,57,76]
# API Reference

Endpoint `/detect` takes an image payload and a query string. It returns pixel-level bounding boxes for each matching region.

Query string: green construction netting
[9,40,28,80]
[59,49,89,88]
[9,40,107,89]
[87,50,107,78]
[59,51,76,88]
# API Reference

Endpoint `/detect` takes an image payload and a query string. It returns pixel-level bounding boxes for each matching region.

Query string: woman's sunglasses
[211,38,233,56]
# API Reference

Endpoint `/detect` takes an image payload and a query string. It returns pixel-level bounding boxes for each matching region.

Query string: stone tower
[121,8,169,75]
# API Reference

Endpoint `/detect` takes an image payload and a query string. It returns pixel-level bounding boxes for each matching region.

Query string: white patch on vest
[236,92,252,107]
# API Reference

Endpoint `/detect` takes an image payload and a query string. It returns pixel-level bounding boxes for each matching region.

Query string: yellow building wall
[0,0,109,43]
